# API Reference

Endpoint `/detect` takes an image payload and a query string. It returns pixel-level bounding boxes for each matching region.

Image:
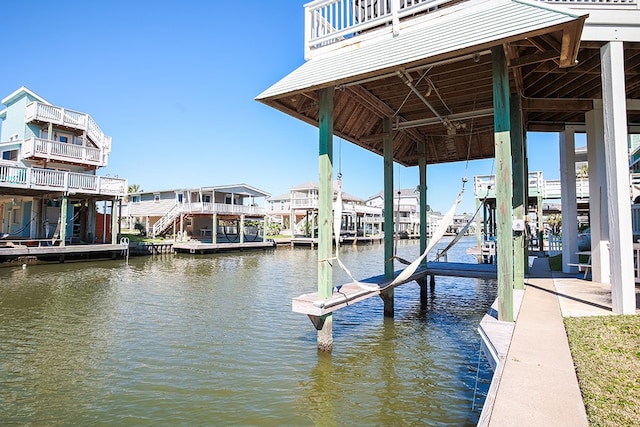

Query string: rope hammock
[329,174,466,293]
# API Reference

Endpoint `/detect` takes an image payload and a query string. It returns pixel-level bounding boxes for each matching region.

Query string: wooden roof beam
[346,85,425,144]
[522,98,593,112]
[560,17,587,68]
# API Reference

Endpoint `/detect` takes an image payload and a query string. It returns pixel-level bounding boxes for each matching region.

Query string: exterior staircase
[152,204,180,237]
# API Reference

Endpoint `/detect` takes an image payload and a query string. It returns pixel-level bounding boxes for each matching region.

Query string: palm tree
[125,184,141,203]
[128,184,141,194]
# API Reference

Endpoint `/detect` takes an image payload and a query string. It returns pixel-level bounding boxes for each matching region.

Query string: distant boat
[577,228,591,251]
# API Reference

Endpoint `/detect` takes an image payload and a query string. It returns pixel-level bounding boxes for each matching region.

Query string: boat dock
[292,261,497,317]
[173,240,275,254]
[0,240,128,263]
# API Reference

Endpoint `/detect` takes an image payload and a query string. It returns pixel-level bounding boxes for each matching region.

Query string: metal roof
[257,0,584,101]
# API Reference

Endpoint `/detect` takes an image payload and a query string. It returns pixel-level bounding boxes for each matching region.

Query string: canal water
[0,237,496,426]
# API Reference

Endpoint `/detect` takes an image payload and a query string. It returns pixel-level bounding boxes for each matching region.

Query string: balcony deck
[22,137,106,168]
[0,161,127,197]
[24,101,111,152]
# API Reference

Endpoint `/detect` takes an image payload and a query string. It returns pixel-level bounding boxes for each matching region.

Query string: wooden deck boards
[0,243,126,257]
[173,241,275,253]
[293,261,498,316]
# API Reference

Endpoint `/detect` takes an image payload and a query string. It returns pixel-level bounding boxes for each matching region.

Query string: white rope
[332,176,380,291]
[385,187,463,288]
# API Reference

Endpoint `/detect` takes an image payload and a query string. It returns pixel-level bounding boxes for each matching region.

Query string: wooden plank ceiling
[259,9,640,167]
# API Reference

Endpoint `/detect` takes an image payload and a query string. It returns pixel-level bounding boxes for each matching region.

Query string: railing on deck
[474,172,545,198]
[305,0,450,58]
[151,202,266,237]
[548,234,562,257]
[539,0,638,8]
[24,102,112,152]
[634,242,640,284]
[291,197,319,208]
[304,0,638,58]
[0,162,126,196]
[22,137,105,167]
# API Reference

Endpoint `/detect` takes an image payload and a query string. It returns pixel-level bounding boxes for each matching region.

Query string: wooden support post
[492,46,514,322]
[382,116,394,318]
[537,195,544,252]
[60,194,68,246]
[87,199,96,243]
[317,87,334,350]
[476,198,482,252]
[601,42,635,314]
[240,214,245,244]
[510,93,525,290]
[418,145,428,259]
[212,213,217,244]
[524,151,530,274]
[586,107,609,283]
[560,129,578,273]
[111,198,120,245]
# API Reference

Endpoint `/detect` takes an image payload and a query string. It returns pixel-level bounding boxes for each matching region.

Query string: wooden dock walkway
[173,240,275,254]
[0,242,128,263]
[293,261,497,317]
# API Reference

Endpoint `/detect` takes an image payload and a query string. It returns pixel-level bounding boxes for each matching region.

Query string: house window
[225,196,232,204]
[2,149,18,161]
[280,201,284,211]
[131,196,141,204]
[154,193,160,203]
[177,194,183,203]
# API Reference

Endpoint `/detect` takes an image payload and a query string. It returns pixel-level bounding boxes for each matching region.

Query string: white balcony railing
[0,162,126,196]
[304,0,638,58]
[21,137,105,167]
[24,102,112,153]
[292,197,319,208]
[305,0,450,58]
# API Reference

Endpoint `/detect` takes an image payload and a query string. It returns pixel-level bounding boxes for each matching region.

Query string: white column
[601,42,635,314]
[560,129,579,272]
[586,107,610,284]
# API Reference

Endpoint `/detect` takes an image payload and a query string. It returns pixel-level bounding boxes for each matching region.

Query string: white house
[123,184,269,242]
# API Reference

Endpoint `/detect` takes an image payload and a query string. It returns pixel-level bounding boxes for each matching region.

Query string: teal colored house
[0,87,127,244]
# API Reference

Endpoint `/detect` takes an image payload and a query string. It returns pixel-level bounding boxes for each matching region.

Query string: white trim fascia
[1,86,50,106]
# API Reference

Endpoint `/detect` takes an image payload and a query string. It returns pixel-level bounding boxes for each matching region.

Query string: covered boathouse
[256,0,640,351]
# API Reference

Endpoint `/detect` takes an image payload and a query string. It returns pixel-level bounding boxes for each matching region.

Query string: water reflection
[0,237,493,426]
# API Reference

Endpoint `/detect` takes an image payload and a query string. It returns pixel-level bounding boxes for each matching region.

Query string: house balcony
[24,101,111,152]
[305,0,638,59]
[475,172,640,201]
[22,137,106,168]
[0,161,127,197]
[291,196,319,209]
[179,202,266,216]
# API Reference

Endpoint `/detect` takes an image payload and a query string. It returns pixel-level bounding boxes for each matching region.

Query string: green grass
[120,233,167,243]
[549,254,562,271]
[548,254,591,272]
[564,315,640,426]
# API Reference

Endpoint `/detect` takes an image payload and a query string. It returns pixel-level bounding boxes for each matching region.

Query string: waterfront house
[367,188,420,236]
[267,181,383,237]
[124,184,270,242]
[0,87,127,245]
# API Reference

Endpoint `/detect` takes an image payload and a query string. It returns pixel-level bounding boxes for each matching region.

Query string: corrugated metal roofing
[257,0,584,101]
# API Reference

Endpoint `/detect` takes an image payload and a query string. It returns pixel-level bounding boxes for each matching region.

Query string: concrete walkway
[481,257,608,426]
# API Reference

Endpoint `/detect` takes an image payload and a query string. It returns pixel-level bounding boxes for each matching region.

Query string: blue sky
[1,1,564,214]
